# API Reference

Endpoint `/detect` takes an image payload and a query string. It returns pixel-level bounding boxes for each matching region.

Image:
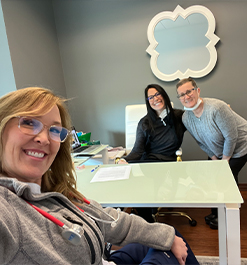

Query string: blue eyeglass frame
[17,116,70,143]
[147,92,161,101]
[177,87,197,99]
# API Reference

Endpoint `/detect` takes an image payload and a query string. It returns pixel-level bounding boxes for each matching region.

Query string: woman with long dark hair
[117,84,186,223]
[118,84,186,163]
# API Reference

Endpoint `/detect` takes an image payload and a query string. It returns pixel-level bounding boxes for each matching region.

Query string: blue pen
[91,165,100,173]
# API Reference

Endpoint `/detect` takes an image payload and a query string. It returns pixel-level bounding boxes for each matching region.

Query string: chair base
[153,208,197,226]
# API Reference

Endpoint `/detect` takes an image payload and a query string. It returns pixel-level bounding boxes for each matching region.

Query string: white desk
[76,160,243,265]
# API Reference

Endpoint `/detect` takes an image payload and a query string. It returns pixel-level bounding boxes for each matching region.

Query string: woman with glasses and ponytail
[118,84,186,165]
[0,87,198,265]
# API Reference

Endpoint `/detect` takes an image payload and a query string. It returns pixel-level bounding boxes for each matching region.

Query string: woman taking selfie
[0,87,198,265]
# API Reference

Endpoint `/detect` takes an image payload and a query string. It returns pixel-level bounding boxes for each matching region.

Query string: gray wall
[1,0,67,98]
[2,0,247,183]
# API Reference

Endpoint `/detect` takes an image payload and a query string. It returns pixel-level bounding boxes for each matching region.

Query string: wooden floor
[156,189,247,258]
[112,187,247,258]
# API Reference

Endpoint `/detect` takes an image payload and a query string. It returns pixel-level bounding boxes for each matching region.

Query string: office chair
[125,104,197,226]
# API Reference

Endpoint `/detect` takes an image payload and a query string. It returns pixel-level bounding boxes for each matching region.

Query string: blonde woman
[0,87,198,265]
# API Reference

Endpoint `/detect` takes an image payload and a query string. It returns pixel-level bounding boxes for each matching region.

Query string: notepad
[90,165,131,183]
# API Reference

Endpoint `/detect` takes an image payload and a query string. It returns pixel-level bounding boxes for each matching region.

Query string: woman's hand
[118,158,128,164]
[170,235,188,265]
[222,155,231,162]
[212,155,231,162]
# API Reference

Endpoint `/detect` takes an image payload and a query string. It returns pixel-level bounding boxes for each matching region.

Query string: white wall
[0,1,16,96]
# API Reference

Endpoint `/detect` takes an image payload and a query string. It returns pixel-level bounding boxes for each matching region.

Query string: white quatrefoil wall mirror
[146,5,220,82]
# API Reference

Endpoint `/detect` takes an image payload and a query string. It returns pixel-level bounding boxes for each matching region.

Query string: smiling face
[147,88,166,115]
[1,105,61,185]
[177,81,200,109]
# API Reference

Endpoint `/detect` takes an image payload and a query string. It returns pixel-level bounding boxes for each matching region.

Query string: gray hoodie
[0,176,175,265]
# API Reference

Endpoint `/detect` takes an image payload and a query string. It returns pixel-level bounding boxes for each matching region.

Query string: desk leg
[218,206,227,265]
[101,148,109,164]
[226,204,241,265]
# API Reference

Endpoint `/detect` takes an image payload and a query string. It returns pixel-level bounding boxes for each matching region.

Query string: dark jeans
[209,153,247,216]
[228,153,247,184]
[108,229,199,265]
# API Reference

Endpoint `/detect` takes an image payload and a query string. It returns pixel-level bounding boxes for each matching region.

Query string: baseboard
[196,255,247,265]
[239,183,247,191]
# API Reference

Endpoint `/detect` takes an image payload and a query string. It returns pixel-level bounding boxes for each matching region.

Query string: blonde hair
[0,87,84,202]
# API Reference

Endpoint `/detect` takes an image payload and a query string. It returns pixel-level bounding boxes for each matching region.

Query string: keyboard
[73,145,90,153]
[73,145,101,154]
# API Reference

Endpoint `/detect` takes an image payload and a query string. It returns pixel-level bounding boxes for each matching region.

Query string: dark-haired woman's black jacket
[125,109,186,162]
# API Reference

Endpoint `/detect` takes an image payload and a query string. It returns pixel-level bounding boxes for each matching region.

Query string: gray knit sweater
[0,176,175,265]
[182,98,247,159]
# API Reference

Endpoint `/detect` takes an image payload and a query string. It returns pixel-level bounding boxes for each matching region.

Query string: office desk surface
[76,160,243,265]
[76,160,243,207]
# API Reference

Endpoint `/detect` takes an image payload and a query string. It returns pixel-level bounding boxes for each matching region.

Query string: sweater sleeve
[0,196,20,263]
[103,206,175,251]
[213,104,238,157]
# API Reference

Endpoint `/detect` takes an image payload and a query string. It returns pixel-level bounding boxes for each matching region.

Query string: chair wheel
[189,219,197,226]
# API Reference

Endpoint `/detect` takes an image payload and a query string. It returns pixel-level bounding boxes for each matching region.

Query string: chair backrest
[125,102,174,151]
[125,104,147,151]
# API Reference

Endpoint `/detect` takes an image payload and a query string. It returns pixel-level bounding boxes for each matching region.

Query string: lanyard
[26,201,86,245]
[26,197,120,245]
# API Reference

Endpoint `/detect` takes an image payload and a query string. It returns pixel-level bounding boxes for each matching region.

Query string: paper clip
[76,163,86,170]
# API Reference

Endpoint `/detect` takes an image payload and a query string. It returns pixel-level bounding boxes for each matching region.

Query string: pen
[91,165,100,173]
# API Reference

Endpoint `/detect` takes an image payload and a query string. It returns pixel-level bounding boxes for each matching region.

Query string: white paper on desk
[90,165,131,183]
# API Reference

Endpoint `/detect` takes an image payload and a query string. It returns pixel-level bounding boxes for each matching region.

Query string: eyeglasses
[17,116,70,143]
[147,92,161,101]
[177,88,196,99]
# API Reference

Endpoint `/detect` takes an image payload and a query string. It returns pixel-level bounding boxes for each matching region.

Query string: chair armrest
[176,148,182,162]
